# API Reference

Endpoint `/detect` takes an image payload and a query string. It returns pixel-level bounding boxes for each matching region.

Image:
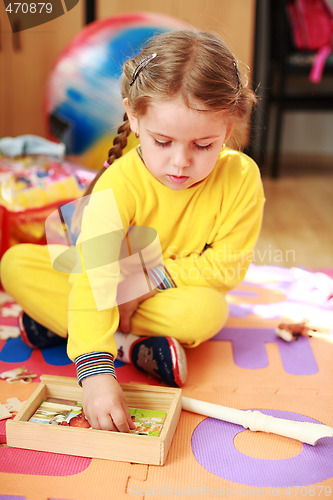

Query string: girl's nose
[171,146,190,169]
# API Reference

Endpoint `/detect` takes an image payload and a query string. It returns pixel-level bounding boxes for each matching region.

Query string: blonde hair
[85,29,256,195]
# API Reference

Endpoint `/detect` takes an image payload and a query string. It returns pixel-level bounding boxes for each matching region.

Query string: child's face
[124,96,232,191]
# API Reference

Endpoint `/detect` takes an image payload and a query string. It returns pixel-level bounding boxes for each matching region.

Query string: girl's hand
[118,296,142,333]
[117,273,157,333]
[81,374,136,432]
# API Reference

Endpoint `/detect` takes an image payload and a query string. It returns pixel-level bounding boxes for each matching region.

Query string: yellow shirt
[67,146,265,364]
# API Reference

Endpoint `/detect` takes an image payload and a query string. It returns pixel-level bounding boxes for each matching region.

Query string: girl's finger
[111,407,133,433]
[123,402,136,430]
[97,413,118,432]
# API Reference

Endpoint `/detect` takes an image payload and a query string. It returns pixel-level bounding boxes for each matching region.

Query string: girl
[1,29,265,433]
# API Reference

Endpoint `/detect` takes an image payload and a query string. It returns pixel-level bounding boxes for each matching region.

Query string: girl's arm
[66,185,135,430]
[162,165,265,292]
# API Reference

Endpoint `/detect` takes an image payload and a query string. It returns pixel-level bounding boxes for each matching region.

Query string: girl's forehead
[146,95,208,114]
[142,98,229,137]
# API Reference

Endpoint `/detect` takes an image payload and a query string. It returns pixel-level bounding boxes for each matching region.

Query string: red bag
[287,0,333,82]
[0,156,95,259]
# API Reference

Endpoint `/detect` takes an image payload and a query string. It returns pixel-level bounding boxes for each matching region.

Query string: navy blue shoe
[130,336,187,387]
[18,311,67,348]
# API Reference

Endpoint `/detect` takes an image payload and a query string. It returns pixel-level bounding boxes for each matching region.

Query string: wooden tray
[6,375,182,465]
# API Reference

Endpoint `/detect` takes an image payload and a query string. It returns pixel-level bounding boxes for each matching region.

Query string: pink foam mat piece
[0,447,91,476]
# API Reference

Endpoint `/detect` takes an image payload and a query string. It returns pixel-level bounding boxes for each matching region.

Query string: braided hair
[84,114,132,196]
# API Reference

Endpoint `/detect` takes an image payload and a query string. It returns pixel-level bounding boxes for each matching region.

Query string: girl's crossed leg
[1,243,228,384]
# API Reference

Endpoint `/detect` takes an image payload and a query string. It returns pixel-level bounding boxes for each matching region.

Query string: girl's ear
[123,98,139,134]
[225,121,234,143]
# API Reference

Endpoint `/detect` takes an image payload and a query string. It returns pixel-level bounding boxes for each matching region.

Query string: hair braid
[84,113,131,196]
[106,118,131,165]
[70,114,132,235]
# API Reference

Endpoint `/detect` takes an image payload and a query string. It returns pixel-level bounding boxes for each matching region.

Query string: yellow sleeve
[164,158,265,292]
[66,168,135,364]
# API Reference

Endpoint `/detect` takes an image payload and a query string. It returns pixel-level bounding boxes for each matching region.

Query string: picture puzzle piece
[0,397,25,420]
[5,397,25,413]
[0,367,37,383]
[0,403,12,420]
[0,326,20,340]
[1,304,22,318]
[0,367,28,380]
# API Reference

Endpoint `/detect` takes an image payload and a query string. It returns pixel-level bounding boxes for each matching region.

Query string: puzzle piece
[0,367,37,383]
[1,304,22,318]
[0,403,12,420]
[0,325,20,340]
[5,397,25,413]
[0,368,27,380]
[0,291,15,305]
[0,397,25,420]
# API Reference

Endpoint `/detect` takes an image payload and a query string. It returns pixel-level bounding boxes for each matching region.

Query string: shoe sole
[168,337,187,387]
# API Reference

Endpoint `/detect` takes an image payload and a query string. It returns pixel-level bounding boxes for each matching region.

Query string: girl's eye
[153,139,212,151]
[154,139,171,148]
[194,143,212,151]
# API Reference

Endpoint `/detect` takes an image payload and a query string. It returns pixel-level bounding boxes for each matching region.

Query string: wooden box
[6,375,182,465]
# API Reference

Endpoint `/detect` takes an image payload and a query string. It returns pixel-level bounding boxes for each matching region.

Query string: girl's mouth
[168,175,189,184]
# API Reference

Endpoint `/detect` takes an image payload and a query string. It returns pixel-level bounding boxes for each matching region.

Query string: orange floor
[0,264,332,500]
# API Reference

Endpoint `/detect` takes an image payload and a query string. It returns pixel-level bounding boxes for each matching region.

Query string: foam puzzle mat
[0,264,332,500]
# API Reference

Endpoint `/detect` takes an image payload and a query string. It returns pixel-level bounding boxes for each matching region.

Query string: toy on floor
[275,320,317,342]
[0,397,25,420]
[0,367,37,383]
[0,325,20,340]
[0,404,12,420]
[182,396,333,446]
[275,320,333,343]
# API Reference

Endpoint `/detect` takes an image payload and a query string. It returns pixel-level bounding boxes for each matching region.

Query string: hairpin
[130,53,157,86]
[232,59,241,91]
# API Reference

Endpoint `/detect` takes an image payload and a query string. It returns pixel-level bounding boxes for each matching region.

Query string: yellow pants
[0,244,229,349]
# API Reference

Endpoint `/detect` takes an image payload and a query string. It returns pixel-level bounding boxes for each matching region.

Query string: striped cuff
[147,265,176,290]
[75,352,116,386]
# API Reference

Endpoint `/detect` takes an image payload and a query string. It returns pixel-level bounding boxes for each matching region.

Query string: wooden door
[0,1,84,137]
